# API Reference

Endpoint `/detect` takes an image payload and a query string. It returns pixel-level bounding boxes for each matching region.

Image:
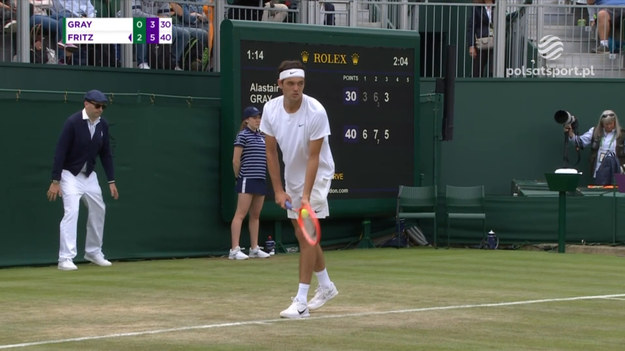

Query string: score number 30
[344,89,390,105]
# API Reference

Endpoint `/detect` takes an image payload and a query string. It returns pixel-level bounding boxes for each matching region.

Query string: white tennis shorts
[286,177,332,219]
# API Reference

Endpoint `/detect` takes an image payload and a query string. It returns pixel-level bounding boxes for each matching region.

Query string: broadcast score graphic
[240,39,416,201]
[63,17,173,44]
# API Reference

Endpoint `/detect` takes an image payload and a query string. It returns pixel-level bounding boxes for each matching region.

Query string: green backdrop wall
[437,78,625,191]
[1,62,623,267]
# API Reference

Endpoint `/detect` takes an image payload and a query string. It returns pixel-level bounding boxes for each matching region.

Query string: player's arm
[51,122,72,182]
[302,138,323,206]
[98,124,117,199]
[109,182,119,200]
[232,146,243,178]
[265,134,289,207]
[48,120,74,201]
[99,124,115,184]
[170,2,183,17]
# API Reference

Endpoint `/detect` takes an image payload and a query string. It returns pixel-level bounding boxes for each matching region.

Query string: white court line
[1,293,623,349]
[606,297,625,301]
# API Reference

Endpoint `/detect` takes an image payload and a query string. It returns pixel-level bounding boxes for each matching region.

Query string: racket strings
[302,217,317,241]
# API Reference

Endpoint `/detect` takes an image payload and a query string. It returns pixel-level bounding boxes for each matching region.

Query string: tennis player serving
[261,60,339,319]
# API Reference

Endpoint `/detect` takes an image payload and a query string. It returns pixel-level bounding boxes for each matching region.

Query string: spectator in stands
[90,0,121,67]
[565,110,625,184]
[52,0,95,17]
[202,0,215,69]
[229,106,270,260]
[30,0,95,65]
[285,0,299,22]
[588,0,625,53]
[228,0,263,21]
[467,0,495,77]
[94,0,118,18]
[128,1,176,70]
[170,1,211,71]
[130,1,196,70]
[30,0,78,64]
[322,1,335,26]
[55,0,97,65]
[578,0,598,27]
[1,0,16,33]
[1,0,16,60]
[262,0,288,23]
[129,1,170,69]
[30,18,55,64]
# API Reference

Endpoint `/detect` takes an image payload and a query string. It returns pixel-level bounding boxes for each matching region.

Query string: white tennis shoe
[228,246,248,260]
[308,282,338,311]
[248,246,270,258]
[58,259,78,271]
[84,253,112,267]
[280,297,310,319]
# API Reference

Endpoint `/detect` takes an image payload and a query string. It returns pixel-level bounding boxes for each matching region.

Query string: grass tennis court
[1,248,623,350]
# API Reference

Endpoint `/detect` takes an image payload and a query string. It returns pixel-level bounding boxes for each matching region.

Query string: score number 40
[344,127,390,144]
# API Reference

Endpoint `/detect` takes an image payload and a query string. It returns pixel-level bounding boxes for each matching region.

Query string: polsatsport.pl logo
[506,35,596,78]
[537,35,563,60]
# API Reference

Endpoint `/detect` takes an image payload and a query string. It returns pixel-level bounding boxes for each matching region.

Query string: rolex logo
[351,53,359,65]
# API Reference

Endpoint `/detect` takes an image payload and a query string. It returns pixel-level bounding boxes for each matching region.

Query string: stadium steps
[538,0,625,78]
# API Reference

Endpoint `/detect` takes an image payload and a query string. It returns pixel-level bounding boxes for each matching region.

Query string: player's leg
[231,193,253,247]
[172,25,191,69]
[295,220,317,284]
[82,172,111,266]
[594,9,611,52]
[279,219,312,319]
[58,170,83,270]
[230,183,253,259]
[307,178,338,310]
[247,193,269,258]
[307,237,338,311]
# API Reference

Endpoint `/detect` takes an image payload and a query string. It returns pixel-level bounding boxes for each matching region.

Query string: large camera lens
[554,110,574,125]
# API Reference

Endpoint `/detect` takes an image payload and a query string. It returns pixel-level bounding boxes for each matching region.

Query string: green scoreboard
[220,20,420,221]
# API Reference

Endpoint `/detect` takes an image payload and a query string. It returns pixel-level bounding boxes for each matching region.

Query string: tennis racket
[285,200,321,246]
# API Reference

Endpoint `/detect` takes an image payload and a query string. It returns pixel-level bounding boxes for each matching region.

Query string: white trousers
[58,169,106,261]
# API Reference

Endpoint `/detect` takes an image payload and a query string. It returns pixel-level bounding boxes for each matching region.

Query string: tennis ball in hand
[301,209,309,218]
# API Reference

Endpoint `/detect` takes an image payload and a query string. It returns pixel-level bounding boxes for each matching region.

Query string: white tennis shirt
[261,94,335,194]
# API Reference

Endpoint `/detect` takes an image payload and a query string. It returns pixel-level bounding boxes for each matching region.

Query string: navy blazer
[51,110,115,182]
[467,5,493,47]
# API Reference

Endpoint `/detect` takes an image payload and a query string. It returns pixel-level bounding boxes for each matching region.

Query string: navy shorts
[235,177,267,195]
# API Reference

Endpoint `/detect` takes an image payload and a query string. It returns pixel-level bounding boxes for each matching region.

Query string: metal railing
[1,1,624,78]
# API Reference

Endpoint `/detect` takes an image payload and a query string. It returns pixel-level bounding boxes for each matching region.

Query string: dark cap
[84,90,108,103]
[242,106,261,120]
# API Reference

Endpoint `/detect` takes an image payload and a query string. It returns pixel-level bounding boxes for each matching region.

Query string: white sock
[601,40,609,47]
[296,283,309,302]
[315,268,332,288]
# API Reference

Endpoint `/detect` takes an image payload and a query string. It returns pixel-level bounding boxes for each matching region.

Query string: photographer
[565,110,625,185]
